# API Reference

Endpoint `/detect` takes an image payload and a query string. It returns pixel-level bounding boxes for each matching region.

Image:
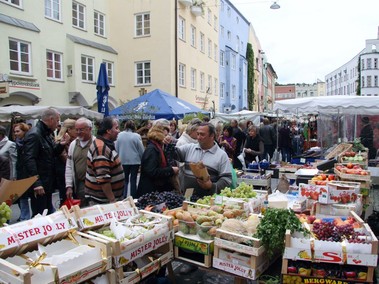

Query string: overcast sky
[231,0,379,84]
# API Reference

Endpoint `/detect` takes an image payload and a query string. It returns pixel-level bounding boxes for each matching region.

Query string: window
[214,78,218,96]
[178,17,185,41]
[190,68,196,90]
[236,36,240,52]
[227,30,231,41]
[207,75,212,94]
[375,76,378,87]
[207,9,212,25]
[367,76,372,87]
[104,61,114,85]
[361,59,365,70]
[81,55,94,82]
[375,58,378,69]
[1,0,21,8]
[231,54,236,70]
[94,11,105,36]
[220,82,225,98]
[220,1,224,12]
[179,63,186,87]
[190,25,196,47]
[214,44,217,61]
[208,39,212,58]
[361,76,365,87]
[220,50,225,67]
[9,39,31,74]
[45,0,60,21]
[232,85,236,99]
[200,72,205,92]
[227,6,231,17]
[214,16,218,31]
[46,50,62,80]
[72,2,85,30]
[135,61,151,85]
[135,13,150,36]
[200,33,205,53]
[367,58,372,69]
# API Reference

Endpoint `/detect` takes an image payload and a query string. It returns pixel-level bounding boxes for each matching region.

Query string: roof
[0,13,40,32]
[67,34,118,54]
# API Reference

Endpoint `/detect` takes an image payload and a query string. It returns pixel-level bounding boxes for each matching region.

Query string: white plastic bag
[237,151,246,170]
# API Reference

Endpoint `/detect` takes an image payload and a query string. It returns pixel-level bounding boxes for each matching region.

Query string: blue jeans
[18,196,30,221]
[122,165,140,198]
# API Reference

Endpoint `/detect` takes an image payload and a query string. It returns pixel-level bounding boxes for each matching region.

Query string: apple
[346,163,353,169]
[328,174,335,181]
[287,266,297,274]
[344,271,357,279]
[307,215,316,224]
[358,272,367,280]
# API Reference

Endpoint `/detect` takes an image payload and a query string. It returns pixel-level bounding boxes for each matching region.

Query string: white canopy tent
[274,96,379,149]
[274,95,379,115]
[0,106,103,122]
[214,110,261,125]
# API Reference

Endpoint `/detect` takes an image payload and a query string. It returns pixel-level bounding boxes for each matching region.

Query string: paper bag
[276,174,290,193]
[189,161,209,181]
[0,176,37,205]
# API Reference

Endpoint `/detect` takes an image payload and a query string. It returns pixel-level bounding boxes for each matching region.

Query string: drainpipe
[175,0,179,98]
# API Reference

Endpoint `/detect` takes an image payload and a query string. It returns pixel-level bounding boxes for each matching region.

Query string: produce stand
[237,173,272,193]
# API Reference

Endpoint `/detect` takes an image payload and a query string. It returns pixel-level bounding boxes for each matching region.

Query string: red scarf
[151,140,167,167]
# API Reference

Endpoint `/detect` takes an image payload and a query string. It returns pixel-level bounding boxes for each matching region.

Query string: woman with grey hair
[176,118,202,147]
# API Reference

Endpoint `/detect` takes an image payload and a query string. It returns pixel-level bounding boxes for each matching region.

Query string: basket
[325,143,352,160]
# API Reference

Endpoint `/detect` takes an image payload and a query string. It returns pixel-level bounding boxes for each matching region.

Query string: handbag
[61,197,81,209]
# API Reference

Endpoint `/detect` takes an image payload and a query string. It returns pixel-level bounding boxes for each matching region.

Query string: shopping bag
[237,151,246,170]
[61,197,81,209]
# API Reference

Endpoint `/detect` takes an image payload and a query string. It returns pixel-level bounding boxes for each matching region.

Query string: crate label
[282,274,363,284]
[114,231,171,267]
[212,257,256,280]
[214,195,223,205]
[284,247,377,266]
[174,235,212,255]
[0,214,76,249]
[79,208,136,228]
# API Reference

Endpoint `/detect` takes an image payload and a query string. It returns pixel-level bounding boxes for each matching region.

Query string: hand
[60,133,70,145]
[34,186,45,196]
[163,135,172,145]
[66,187,73,199]
[197,176,212,190]
[172,166,179,175]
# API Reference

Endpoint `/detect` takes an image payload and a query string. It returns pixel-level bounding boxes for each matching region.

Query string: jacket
[115,130,144,165]
[137,141,175,197]
[65,136,95,190]
[23,120,64,192]
[0,137,17,179]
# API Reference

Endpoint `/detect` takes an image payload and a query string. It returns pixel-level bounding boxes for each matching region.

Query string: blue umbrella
[110,89,208,120]
[96,62,110,116]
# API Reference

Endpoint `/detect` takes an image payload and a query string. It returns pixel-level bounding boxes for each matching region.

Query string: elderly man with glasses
[65,117,95,207]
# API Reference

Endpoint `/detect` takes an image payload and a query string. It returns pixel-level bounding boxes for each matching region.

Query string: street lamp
[270,2,280,9]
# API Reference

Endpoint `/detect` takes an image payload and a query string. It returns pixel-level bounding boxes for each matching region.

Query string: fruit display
[310,174,335,185]
[97,214,162,241]
[335,164,369,175]
[220,182,258,199]
[340,151,365,163]
[311,218,367,243]
[135,191,185,211]
[0,202,12,226]
[284,260,368,281]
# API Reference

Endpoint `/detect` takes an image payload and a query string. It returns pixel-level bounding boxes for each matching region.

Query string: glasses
[76,127,89,133]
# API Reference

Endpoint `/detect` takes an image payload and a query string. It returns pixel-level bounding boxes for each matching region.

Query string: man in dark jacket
[23,108,68,216]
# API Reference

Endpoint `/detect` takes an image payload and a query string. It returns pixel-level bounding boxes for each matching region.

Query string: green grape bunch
[0,202,12,226]
[220,182,257,199]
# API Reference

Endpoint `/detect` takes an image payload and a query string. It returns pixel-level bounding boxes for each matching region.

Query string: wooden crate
[174,231,213,268]
[237,173,271,189]
[117,242,174,284]
[325,143,353,160]
[212,228,271,280]
[334,166,371,182]
[0,231,112,284]
[87,210,174,268]
[89,269,117,284]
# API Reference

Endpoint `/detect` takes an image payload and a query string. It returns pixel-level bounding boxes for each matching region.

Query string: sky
[231,0,379,84]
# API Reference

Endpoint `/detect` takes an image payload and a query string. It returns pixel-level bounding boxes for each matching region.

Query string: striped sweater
[85,137,124,203]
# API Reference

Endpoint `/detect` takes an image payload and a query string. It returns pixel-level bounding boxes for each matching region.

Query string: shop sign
[0,82,9,98]
[9,80,40,90]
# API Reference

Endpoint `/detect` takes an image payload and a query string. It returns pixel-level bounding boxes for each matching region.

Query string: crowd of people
[3,109,377,224]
